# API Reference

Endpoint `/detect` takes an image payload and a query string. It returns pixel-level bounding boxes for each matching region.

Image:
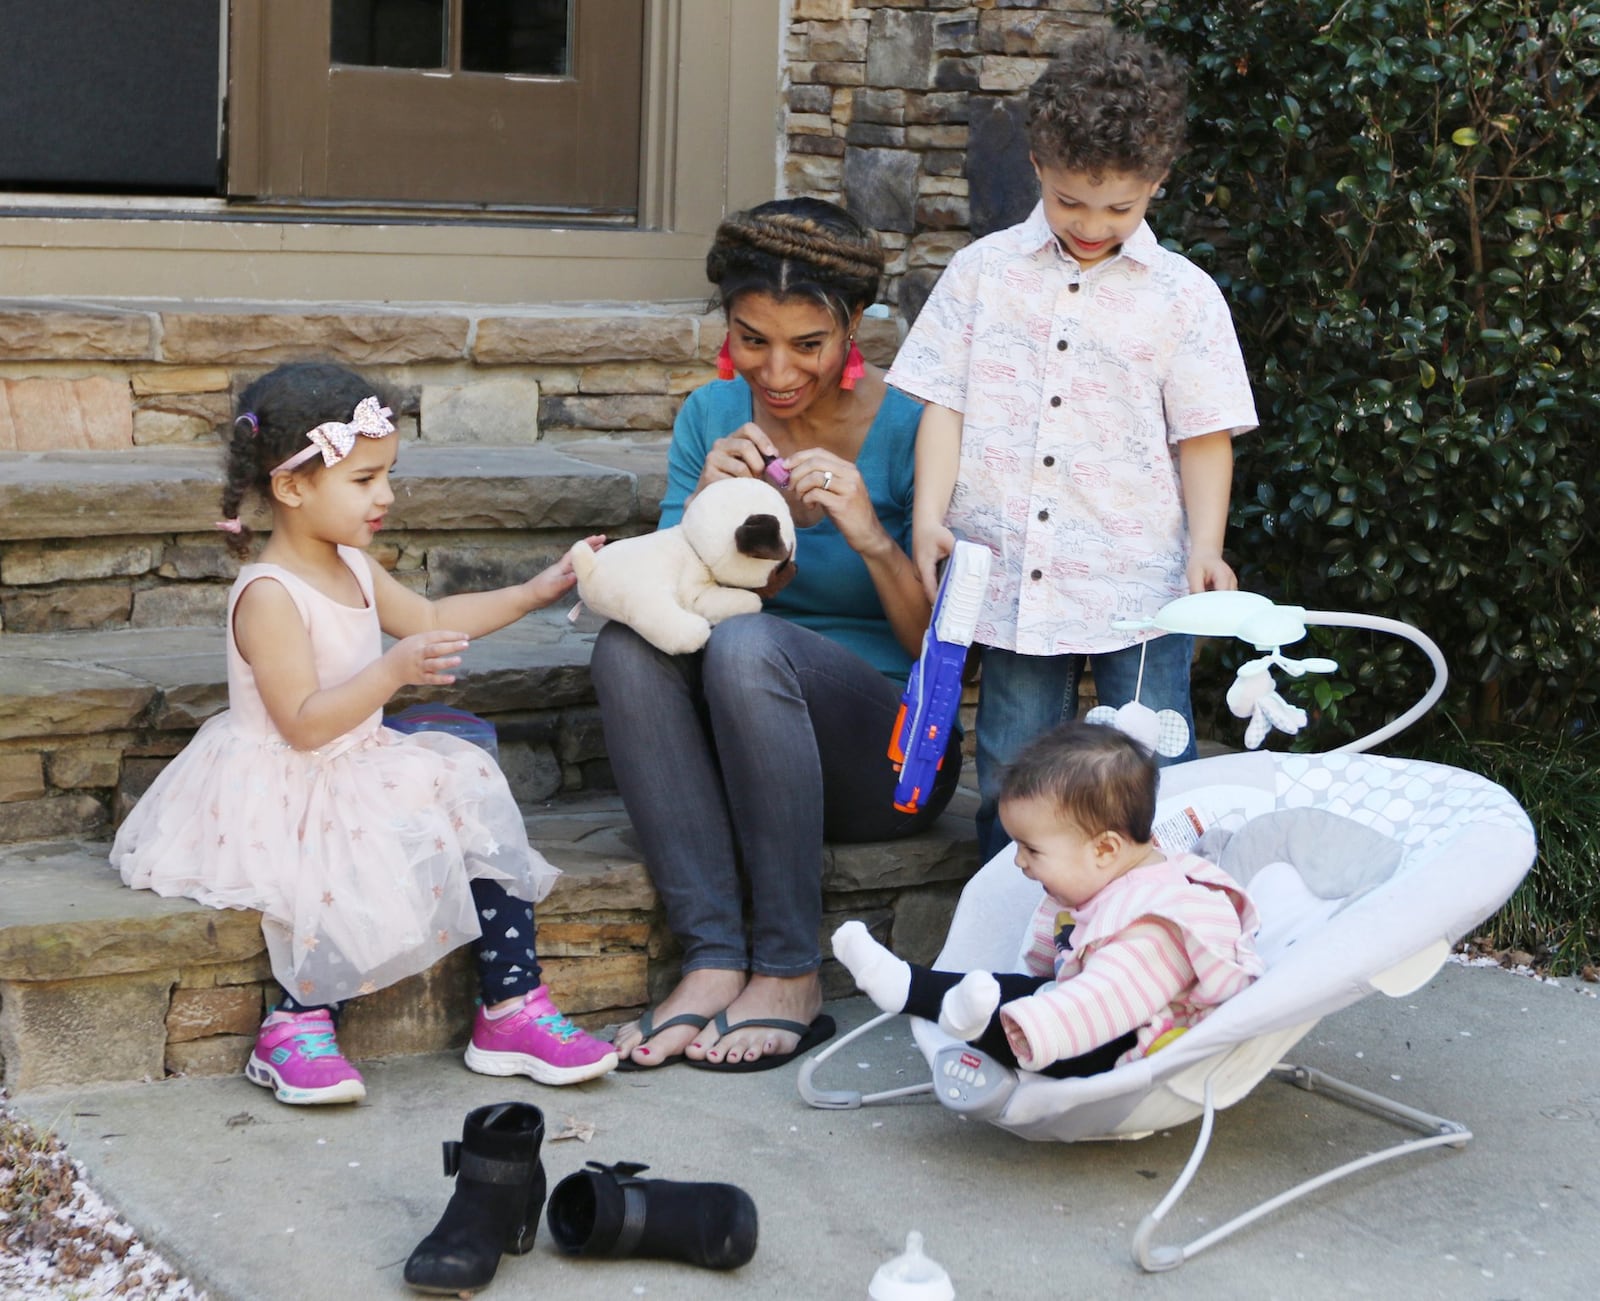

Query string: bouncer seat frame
[799,604,1537,1270]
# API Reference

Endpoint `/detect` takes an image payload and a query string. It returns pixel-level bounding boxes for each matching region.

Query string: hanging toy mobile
[1106,590,1447,755]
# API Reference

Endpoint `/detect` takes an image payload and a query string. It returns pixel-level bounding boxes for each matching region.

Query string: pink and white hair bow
[271,396,395,475]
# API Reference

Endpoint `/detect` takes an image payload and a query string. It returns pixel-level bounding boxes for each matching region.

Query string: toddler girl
[834,720,1262,1077]
[112,362,616,1104]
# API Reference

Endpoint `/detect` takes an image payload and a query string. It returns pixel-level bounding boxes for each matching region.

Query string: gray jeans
[590,614,962,976]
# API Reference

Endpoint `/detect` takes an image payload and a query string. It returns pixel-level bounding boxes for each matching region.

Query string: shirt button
[1050,395,1062,407]
[1042,455,1055,467]
[1030,568,1042,581]
[1068,282,1081,293]
[1056,339,1068,351]
[1037,509,1049,522]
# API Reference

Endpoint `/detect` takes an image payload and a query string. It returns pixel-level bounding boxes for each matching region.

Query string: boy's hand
[912,521,955,602]
[524,535,605,608]
[384,631,469,687]
[1186,550,1238,594]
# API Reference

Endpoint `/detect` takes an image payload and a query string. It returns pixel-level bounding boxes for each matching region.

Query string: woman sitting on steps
[592,197,963,1072]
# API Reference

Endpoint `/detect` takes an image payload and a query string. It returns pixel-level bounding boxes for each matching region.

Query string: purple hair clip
[235,412,259,436]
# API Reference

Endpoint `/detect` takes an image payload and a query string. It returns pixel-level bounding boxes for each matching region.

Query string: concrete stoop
[0,790,980,1094]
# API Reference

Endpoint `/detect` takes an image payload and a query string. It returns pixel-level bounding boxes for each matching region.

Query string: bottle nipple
[869,1230,954,1301]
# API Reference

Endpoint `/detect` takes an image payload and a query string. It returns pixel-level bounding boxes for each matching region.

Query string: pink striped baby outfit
[1001,853,1263,1074]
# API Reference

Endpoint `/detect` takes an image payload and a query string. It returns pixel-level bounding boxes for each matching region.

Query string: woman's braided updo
[705,197,884,328]
[218,362,385,559]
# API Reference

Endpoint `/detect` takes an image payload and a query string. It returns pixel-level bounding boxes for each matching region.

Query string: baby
[834,720,1262,1077]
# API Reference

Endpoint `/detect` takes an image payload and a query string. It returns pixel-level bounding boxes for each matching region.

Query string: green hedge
[1119,0,1600,740]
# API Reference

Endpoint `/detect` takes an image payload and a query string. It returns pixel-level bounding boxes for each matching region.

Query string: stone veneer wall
[0,301,902,839]
[0,301,901,635]
[782,0,1110,320]
[0,304,727,454]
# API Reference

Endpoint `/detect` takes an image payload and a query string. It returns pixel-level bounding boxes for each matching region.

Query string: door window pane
[462,0,570,76]
[332,0,448,69]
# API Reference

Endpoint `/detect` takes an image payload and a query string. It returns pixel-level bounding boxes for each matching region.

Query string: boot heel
[404,1102,547,1293]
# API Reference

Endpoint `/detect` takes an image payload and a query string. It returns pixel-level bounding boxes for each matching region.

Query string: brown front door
[228,0,644,214]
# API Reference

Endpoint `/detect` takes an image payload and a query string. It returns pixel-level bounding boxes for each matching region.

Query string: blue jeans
[974,635,1196,861]
[590,614,962,977]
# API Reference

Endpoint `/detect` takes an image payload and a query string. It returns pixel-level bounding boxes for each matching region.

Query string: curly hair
[218,362,386,559]
[705,197,884,328]
[1027,27,1188,181]
[998,719,1159,844]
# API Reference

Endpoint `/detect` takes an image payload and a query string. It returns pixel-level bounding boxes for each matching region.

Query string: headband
[270,396,396,475]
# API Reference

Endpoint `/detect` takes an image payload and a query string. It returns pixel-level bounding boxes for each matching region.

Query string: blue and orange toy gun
[890,540,992,813]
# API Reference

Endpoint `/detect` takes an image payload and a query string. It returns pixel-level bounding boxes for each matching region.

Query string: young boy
[887,27,1258,861]
[832,721,1262,1078]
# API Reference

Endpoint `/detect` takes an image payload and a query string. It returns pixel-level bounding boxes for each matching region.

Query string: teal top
[662,378,923,682]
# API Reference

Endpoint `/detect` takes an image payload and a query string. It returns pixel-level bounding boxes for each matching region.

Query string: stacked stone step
[0,790,978,1091]
[0,443,665,844]
[0,297,900,839]
[0,298,977,1092]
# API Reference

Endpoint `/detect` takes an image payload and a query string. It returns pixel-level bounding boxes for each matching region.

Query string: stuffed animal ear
[1148,709,1191,758]
[734,513,790,560]
[1084,702,1190,758]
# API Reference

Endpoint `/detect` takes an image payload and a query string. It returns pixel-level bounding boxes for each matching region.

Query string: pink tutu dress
[111,547,558,1005]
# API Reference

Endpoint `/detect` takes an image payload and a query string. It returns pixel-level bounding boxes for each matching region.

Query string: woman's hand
[782,449,887,554]
[698,422,778,489]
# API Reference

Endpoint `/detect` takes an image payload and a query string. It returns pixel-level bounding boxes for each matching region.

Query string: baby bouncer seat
[800,594,1537,1270]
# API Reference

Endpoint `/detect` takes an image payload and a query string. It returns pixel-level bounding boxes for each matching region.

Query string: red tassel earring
[840,337,866,391]
[716,337,736,381]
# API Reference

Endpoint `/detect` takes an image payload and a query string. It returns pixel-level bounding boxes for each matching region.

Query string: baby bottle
[869,1230,954,1301]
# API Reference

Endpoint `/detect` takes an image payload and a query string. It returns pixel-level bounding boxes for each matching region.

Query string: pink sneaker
[246,1009,367,1105]
[465,986,618,1086]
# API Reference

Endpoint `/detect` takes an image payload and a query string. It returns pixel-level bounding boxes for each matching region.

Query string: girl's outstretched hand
[525,535,606,608]
[384,630,470,687]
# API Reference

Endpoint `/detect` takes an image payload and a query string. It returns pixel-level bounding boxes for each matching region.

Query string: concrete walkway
[15,962,1600,1300]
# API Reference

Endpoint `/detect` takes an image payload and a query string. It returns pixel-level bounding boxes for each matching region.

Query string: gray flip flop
[614,1008,712,1072]
[686,1012,837,1074]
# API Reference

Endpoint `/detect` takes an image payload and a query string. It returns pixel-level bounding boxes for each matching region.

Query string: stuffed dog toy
[568,476,796,655]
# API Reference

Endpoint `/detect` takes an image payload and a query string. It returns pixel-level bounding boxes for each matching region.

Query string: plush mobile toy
[568,476,796,656]
[1107,592,1340,751]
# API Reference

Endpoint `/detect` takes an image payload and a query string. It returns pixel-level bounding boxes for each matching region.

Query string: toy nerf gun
[890,540,992,813]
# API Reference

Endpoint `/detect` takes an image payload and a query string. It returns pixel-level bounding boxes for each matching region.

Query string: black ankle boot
[546,1160,758,1270]
[404,1102,547,1294]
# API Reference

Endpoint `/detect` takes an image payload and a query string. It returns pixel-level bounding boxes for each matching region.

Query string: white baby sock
[831,920,911,1013]
[938,971,1002,1041]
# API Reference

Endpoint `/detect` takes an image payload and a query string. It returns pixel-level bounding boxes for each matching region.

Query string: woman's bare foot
[613,968,746,1068]
[690,972,824,1067]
